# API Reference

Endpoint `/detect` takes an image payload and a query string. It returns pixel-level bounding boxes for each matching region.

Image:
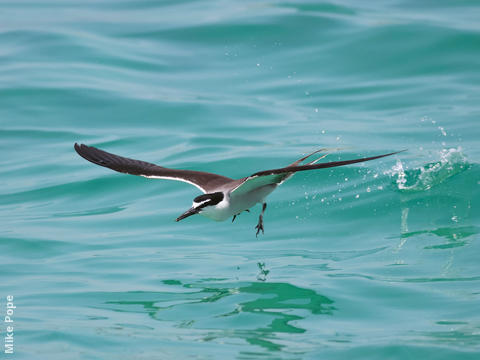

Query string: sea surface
[1,1,479,359]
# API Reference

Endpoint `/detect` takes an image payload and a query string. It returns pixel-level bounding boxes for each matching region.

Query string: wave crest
[388,147,469,192]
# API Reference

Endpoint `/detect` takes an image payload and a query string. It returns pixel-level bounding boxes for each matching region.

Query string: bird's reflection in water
[256,262,270,281]
[105,279,335,352]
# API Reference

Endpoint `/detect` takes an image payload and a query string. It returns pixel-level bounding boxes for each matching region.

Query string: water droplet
[355,194,360,199]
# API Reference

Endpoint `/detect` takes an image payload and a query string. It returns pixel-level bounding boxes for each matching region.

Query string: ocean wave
[388,147,469,192]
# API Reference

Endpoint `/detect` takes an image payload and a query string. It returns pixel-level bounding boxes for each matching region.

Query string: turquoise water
[1,0,480,358]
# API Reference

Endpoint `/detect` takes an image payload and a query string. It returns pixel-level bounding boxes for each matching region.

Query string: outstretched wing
[74,143,233,193]
[230,150,404,197]
[229,148,331,197]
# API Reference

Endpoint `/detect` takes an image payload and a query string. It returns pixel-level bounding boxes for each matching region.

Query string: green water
[1,1,479,359]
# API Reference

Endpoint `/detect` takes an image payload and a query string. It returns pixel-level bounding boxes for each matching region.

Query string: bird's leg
[255,203,267,237]
[233,209,250,222]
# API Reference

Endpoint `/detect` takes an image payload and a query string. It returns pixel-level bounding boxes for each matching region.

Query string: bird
[74,143,403,236]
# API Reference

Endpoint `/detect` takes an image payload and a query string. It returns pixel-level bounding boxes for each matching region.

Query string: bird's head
[176,192,224,221]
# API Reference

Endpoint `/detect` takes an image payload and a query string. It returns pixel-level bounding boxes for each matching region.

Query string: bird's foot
[255,216,264,237]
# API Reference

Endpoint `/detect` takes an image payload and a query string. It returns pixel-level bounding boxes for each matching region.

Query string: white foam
[387,147,467,192]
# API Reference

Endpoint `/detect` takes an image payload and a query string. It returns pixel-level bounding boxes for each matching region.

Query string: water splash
[388,148,468,192]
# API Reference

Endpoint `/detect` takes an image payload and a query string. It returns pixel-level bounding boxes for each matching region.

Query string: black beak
[176,207,199,222]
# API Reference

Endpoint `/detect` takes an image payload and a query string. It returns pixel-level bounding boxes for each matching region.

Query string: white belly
[200,184,277,222]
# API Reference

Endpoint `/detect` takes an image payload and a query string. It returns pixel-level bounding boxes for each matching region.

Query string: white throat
[198,195,231,222]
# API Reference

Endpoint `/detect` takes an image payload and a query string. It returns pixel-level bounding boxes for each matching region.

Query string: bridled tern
[74,143,403,236]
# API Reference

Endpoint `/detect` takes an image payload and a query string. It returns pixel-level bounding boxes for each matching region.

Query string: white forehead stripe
[193,199,210,207]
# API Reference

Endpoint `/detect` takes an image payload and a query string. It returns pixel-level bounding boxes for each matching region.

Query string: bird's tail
[288,147,346,167]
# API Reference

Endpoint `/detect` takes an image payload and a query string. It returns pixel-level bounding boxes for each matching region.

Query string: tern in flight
[74,143,402,236]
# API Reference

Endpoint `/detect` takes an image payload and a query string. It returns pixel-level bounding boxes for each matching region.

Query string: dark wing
[230,150,404,197]
[74,143,233,193]
[252,150,405,177]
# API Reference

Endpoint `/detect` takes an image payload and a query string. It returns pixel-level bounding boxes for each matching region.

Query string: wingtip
[74,142,83,155]
[379,149,406,157]
[373,149,407,160]
[74,143,93,158]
